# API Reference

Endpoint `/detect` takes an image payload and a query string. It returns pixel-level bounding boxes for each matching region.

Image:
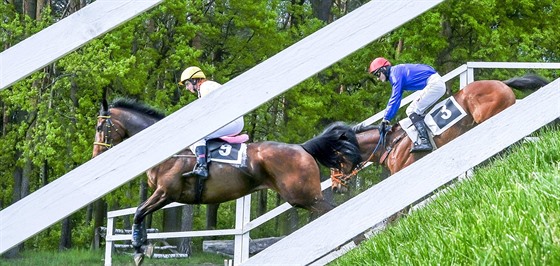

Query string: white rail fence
[245,78,559,265]
[104,62,560,265]
[0,0,446,255]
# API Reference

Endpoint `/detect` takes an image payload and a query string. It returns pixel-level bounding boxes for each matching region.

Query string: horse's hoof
[134,253,144,266]
[332,186,348,194]
[144,244,155,258]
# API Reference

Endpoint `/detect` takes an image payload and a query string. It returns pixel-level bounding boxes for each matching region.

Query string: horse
[92,98,361,264]
[331,74,550,192]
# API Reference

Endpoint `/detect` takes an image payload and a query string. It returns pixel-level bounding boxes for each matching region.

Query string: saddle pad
[208,142,247,165]
[399,96,467,142]
[424,96,467,135]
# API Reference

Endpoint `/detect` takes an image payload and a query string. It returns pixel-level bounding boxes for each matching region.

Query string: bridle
[331,125,392,188]
[93,114,117,150]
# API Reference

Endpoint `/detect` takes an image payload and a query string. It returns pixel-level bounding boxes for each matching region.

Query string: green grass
[0,248,228,265]
[332,125,560,265]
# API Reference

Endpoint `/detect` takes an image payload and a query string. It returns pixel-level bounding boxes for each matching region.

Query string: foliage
[0,0,559,253]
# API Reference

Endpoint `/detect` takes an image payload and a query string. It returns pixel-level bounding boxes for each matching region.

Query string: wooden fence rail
[103,63,560,265]
[243,78,560,265]
[0,0,445,255]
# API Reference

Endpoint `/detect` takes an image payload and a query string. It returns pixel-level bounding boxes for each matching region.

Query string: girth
[379,132,406,164]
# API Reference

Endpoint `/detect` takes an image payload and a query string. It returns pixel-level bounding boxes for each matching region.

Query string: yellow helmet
[179,66,206,85]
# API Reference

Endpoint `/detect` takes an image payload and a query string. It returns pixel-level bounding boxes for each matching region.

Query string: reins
[331,125,390,187]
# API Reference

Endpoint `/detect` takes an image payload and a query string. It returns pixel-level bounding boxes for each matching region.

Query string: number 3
[440,104,452,120]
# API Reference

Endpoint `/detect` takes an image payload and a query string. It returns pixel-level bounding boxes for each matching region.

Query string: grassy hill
[332,125,560,265]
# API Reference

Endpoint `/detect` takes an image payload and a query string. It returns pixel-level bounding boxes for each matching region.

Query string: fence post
[104,217,115,266]
[466,62,475,84]
[234,195,251,265]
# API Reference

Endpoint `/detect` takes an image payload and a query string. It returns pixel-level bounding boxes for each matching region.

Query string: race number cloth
[400,96,467,141]
[207,141,247,165]
[425,96,467,135]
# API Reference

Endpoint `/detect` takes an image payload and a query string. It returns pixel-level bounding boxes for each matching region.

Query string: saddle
[206,134,249,166]
[400,96,467,147]
[219,133,249,144]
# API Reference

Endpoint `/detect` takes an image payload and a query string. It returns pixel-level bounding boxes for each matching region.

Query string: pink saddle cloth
[219,134,249,143]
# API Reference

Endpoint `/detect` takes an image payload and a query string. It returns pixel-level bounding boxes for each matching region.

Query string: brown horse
[331,74,550,191]
[92,98,361,262]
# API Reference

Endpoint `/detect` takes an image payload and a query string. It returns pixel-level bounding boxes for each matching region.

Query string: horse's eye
[96,125,102,132]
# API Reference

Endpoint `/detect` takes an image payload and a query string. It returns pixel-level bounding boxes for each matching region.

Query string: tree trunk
[59,217,72,250]
[309,0,334,23]
[205,204,219,240]
[23,0,37,19]
[437,14,455,96]
[2,164,24,259]
[257,191,267,217]
[58,78,79,250]
[162,207,181,246]
[36,0,47,20]
[178,205,194,255]
[90,199,106,250]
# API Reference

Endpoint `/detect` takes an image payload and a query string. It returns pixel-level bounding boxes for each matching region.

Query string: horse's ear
[101,87,109,113]
[102,98,108,112]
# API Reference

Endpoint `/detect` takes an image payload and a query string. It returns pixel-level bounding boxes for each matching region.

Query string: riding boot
[410,119,433,153]
[193,145,209,178]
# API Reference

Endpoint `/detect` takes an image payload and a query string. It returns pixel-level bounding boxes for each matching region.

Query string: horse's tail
[301,122,362,170]
[503,74,550,91]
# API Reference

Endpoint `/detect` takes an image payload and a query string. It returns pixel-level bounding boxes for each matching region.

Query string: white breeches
[406,73,446,116]
[191,116,244,147]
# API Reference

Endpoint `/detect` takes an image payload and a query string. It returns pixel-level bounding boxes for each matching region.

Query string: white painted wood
[234,195,251,264]
[104,217,114,266]
[310,241,356,266]
[107,202,184,218]
[460,69,468,88]
[0,0,445,254]
[467,62,560,69]
[0,0,163,90]
[106,228,241,242]
[242,79,560,265]
[466,67,474,84]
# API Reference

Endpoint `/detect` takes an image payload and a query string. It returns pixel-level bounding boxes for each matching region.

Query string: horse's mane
[301,122,362,169]
[110,98,166,120]
[352,123,379,133]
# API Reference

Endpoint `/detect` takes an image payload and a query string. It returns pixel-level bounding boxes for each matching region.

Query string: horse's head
[92,98,165,158]
[92,106,125,158]
[330,123,394,193]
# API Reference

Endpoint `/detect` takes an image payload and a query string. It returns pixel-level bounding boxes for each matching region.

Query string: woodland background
[1,0,559,258]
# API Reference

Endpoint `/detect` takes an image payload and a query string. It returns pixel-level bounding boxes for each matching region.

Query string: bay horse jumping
[92,98,361,264]
[332,74,550,191]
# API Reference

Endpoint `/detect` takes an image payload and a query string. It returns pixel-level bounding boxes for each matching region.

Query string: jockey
[369,57,446,153]
[178,66,244,177]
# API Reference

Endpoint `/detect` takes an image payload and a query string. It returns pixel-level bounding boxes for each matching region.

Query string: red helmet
[369,57,391,74]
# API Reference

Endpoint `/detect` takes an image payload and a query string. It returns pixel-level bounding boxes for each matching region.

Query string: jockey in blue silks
[369,57,446,153]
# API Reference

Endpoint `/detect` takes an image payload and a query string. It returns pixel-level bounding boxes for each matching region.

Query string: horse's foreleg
[309,199,335,218]
[131,188,171,252]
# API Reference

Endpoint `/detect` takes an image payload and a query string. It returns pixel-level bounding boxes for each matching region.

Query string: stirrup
[410,141,433,153]
[184,165,208,178]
